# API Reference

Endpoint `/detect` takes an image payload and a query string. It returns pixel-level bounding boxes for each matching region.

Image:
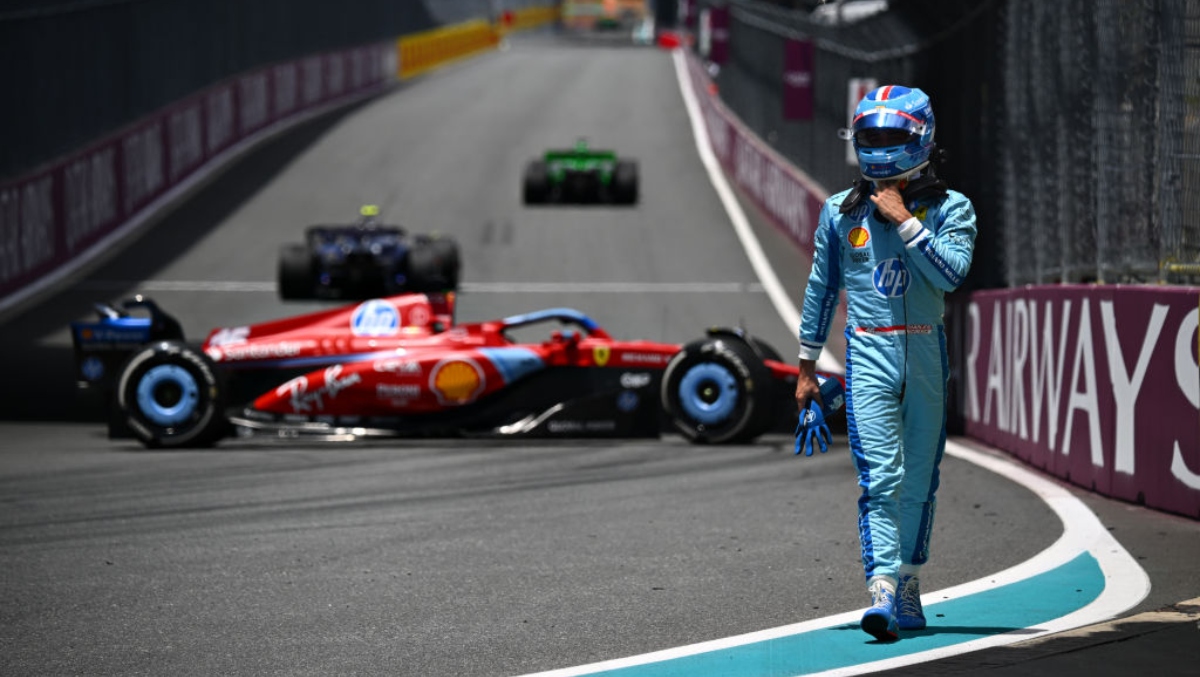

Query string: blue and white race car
[278,205,460,300]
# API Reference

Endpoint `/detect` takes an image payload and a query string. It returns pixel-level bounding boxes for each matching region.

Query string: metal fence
[696,0,1200,289]
[1000,0,1198,286]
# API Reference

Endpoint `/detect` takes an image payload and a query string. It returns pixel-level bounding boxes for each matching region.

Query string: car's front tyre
[115,341,227,449]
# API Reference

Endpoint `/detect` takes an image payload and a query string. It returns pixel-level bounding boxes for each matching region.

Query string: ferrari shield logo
[593,346,610,366]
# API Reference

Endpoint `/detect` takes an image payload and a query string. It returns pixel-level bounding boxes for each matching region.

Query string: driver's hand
[794,369,823,414]
[869,181,913,225]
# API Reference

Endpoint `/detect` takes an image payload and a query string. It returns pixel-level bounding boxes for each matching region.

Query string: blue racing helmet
[850,85,935,181]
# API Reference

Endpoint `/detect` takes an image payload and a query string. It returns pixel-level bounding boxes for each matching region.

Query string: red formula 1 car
[71,293,842,448]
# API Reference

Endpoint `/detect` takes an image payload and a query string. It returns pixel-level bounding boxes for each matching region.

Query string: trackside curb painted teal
[540,553,1103,677]
[507,52,1151,677]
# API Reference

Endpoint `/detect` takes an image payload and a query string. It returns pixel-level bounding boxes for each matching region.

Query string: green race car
[523,140,639,205]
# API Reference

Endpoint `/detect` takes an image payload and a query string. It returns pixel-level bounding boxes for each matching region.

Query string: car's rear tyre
[278,244,315,300]
[115,341,226,449]
[524,161,549,204]
[613,160,639,204]
[408,237,461,291]
[661,335,772,444]
[432,237,462,289]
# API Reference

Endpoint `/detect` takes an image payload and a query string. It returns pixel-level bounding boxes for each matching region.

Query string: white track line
[669,47,1145,642]
[515,440,1150,677]
[535,45,1152,677]
[811,440,1152,675]
[671,48,843,375]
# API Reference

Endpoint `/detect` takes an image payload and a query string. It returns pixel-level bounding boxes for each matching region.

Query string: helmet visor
[855,127,916,148]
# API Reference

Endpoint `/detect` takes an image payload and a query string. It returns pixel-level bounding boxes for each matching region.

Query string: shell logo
[848,227,871,248]
[430,358,485,405]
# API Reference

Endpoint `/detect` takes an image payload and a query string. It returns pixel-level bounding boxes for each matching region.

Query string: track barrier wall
[0,3,560,318]
[951,287,1200,519]
[506,5,563,31]
[0,42,396,315]
[399,20,503,80]
[682,52,827,257]
[398,6,561,80]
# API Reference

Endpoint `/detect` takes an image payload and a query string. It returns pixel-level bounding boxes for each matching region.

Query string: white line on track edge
[509,49,1153,677]
[670,49,842,375]
[515,440,1149,677]
[667,41,1149,669]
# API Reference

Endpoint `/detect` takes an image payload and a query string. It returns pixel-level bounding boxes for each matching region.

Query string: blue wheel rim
[136,364,200,427]
[677,362,739,425]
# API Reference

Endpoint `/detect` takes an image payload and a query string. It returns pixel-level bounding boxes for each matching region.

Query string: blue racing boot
[861,579,899,641]
[897,574,926,630]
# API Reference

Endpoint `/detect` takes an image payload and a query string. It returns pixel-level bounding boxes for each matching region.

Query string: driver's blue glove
[794,374,844,456]
[794,402,832,456]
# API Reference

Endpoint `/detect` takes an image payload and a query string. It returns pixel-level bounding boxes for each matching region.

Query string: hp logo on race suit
[872,258,910,297]
[351,299,400,337]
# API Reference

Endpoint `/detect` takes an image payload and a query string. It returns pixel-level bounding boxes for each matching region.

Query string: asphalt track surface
[2,33,1199,676]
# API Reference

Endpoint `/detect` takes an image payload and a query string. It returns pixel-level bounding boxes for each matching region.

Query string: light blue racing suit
[799,184,976,585]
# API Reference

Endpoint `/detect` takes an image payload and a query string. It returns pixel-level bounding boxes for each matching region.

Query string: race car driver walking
[793,85,977,641]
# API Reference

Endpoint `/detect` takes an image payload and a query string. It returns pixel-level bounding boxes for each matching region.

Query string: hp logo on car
[351,300,400,337]
[872,259,910,297]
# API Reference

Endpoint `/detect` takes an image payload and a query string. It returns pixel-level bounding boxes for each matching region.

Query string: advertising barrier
[955,286,1200,519]
[0,4,560,318]
[0,42,396,316]
[683,52,827,255]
